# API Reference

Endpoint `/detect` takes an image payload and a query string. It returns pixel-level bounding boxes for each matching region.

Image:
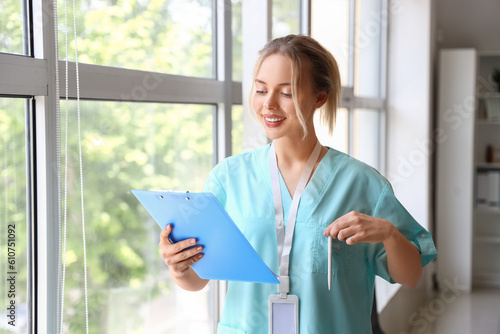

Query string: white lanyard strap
[269,141,322,296]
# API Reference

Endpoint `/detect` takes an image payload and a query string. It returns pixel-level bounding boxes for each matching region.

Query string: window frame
[1,0,239,332]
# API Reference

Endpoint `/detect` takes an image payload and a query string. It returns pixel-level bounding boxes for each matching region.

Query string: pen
[328,237,332,290]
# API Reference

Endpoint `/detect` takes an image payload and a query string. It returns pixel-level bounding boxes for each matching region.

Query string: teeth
[265,117,284,122]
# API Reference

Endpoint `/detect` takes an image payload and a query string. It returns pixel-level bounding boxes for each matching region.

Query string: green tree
[0,99,28,334]
[0,0,25,54]
[60,100,213,333]
[57,0,216,332]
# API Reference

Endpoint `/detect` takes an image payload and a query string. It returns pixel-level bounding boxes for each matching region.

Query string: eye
[255,89,267,95]
[282,92,292,98]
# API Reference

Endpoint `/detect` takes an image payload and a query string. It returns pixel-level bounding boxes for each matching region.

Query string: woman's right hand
[159,224,205,279]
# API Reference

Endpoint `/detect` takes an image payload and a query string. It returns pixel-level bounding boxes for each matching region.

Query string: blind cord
[57,0,90,331]
[53,0,63,330]
[58,0,69,331]
[72,0,91,329]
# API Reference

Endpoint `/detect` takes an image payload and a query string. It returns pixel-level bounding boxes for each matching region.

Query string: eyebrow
[254,79,291,86]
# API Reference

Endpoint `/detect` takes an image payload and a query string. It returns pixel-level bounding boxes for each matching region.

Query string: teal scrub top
[203,144,437,334]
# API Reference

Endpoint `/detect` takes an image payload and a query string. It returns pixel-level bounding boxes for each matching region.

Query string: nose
[264,93,278,110]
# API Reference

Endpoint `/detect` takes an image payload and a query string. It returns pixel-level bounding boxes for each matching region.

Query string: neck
[273,133,319,167]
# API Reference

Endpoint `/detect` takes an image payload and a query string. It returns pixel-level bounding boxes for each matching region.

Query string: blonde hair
[249,34,341,138]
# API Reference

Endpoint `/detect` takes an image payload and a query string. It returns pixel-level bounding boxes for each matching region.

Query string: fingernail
[165,224,171,230]
[190,239,196,244]
[197,246,203,251]
[198,254,203,259]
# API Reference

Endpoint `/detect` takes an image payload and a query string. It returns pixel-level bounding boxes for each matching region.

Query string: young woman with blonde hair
[159,34,437,333]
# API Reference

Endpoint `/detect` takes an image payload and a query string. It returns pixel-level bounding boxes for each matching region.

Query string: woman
[159,34,437,333]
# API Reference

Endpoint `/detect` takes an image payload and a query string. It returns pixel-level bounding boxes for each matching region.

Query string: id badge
[268,294,299,334]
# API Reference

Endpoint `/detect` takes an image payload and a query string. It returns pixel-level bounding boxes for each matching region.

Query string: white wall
[385,0,433,229]
[436,0,500,52]
[378,0,435,331]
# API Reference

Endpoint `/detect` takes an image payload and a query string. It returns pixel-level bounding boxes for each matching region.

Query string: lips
[263,114,286,128]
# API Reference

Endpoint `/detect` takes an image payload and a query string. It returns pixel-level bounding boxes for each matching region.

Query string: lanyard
[269,141,322,297]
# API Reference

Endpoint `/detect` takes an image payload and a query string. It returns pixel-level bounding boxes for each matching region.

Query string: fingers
[160,224,173,243]
[165,245,204,272]
[159,224,196,253]
[323,211,392,245]
[324,211,359,238]
[159,224,204,275]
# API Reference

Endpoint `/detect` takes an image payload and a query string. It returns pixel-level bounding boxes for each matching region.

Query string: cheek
[252,96,264,114]
[298,100,316,120]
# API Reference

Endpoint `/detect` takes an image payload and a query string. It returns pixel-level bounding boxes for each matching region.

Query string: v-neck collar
[260,143,338,222]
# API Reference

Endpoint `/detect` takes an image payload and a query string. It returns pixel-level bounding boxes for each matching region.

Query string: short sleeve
[203,163,228,208]
[368,183,437,283]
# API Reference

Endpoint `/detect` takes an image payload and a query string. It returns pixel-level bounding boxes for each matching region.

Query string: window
[311,0,351,85]
[232,105,244,155]
[0,0,26,55]
[232,0,242,82]
[0,98,29,333]
[58,100,215,333]
[354,0,384,98]
[353,108,381,168]
[273,0,300,38]
[0,0,238,331]
[59,0,214,77]
[311,0,386,170]
[314,108,349,154]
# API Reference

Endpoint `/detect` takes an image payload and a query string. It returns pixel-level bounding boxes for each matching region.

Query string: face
[252,54,325,141]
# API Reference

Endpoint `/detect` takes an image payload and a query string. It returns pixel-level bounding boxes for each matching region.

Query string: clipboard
[132,189,279,284]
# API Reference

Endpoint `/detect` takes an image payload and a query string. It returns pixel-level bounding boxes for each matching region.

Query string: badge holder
[269,295,299,334]
[268,276,299,334]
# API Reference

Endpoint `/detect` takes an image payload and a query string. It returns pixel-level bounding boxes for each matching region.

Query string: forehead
[256,54,293,83]
[256,53,312,86]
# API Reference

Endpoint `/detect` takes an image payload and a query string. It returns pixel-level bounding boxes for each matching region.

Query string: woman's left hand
[323,211,396,245]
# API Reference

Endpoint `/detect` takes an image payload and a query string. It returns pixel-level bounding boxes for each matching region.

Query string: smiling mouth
[264,117,285,123]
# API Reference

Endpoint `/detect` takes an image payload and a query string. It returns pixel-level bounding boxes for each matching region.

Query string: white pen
[328,237,332,290]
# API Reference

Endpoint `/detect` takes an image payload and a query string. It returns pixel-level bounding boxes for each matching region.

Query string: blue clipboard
[132,189,279,284]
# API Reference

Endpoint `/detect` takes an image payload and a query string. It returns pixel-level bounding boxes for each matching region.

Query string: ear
[315,92,328,109]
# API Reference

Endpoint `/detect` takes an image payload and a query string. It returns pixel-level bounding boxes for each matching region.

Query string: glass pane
[272,0,300,38]
[0,0,25,54]
[59,101,214,333]
[354,0,383,98]
[232,0,242,82]
[314,108,348,154]
[58,0,214,78]
[353,108,380,169]
[0,98,28,333]
[311,0,350,86]
[232,105,243,155]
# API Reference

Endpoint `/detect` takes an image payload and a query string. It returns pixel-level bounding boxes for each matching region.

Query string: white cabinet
[473,53,500,287]
[437,49,500,291]
[436,49,476,292]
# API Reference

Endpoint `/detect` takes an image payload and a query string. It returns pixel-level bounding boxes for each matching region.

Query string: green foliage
[272,0,300,38]
[59,100,213,332]
[0,99,29,324]
[0,0,25,54]
[57,0,216,332]
[59,0,214,77]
